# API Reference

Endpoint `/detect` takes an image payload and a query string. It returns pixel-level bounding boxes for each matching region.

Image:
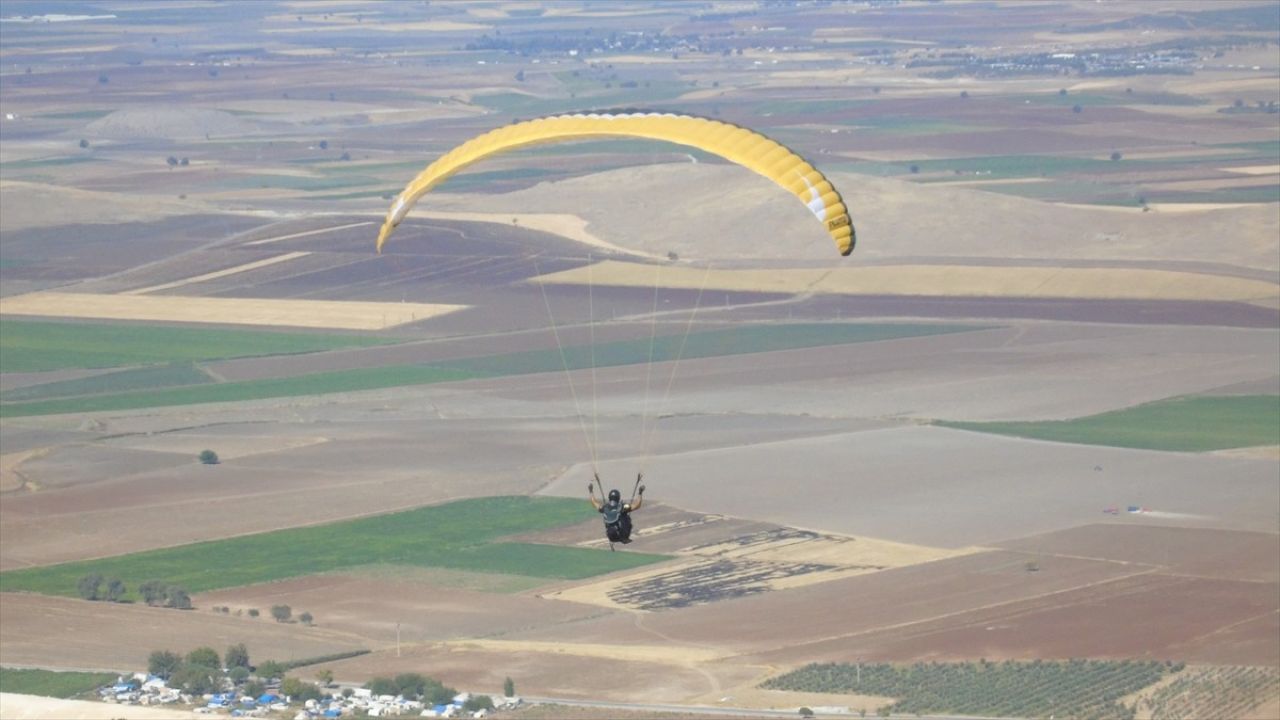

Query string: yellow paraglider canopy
[376,110,855,256]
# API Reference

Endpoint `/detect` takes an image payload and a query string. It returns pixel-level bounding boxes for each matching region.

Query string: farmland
[0,322,981,417]
[762,659,1177,718]
[937,394,1280,451]
[1143,666,1280,720]
[0,320,401,373]
[0,0,1276,715]
[0,668,116,700]
[0,497,666,598]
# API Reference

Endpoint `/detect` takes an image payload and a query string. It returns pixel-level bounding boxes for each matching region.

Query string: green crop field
[0,668,117,699]
[0,497,665,599]
[1,322,987,417]
[0,365,476,417]
[0,319,402,373]
[763,659,1177,719]
[0,362,214,403]
[937,395,1280,452]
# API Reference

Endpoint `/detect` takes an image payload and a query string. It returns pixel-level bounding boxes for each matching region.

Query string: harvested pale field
[509,550,1149,654]
[1140,175,1279,192]
[998,525,1280,583]
[0,694,203,720]
[423,164,1280,269]
[0,292,465,330]
[0,593,366,671]
[242,220,376,246]
[542,425,1280,549]
[750,573,1279,667]
[119,251,312,295]
[1147,202,1267,213]
[405,210,664,259]
[545,526,978,612]
[533,261,1280,307]
[1223,165,1280,176]
[1215,445,1280,460]
[0,181,219,233]
[195,574,605,646]
[306,644,742,703]
[0,448,47,493]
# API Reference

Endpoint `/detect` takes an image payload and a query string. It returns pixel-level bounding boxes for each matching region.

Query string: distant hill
[85,106,256,141]
[425,163,1279,271]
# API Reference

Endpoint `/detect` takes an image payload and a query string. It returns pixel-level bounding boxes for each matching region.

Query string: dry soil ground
[1,0,1276,711]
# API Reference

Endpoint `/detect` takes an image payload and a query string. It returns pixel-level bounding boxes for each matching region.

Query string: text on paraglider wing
[828,216,851,230]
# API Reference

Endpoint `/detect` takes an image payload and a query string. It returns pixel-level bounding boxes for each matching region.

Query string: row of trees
[77,575,192,609]
[363,672,497,712]
[147,643,332,702]
[147,644,251,695]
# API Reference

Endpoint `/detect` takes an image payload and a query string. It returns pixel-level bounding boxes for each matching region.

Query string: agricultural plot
[0,322,981,417]
[0,497,666,599]
[0,319,400,373]
[1141,666,1280,720]
[762,659,1177,719]
[937,394,1280,452]
[0,668,116,699]
[546,526,972,612]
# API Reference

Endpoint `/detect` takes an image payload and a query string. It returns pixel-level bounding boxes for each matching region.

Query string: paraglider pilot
[589,472,644,549]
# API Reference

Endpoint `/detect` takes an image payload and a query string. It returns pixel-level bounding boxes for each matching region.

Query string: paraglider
[375,109,855,256]
[589,473,644,550]
[375,111,856,550]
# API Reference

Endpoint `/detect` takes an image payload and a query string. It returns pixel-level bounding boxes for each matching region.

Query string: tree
[394,672,427,698]
[77,573,103,601]
[199,450,219,464]
[105,578,127,602]
[166,156,178,168]
[319,140,329,150]
[1059,88,1068,96]
[243,679,266,698]
[98,73,109,84]
[1072,104,1083,113]
[167,586,192,609]
[186,646,220,669]
[299,611,314,626]
[225,643,250,670]
[281,676,308,698]
[503,676,515,697]
[256,660,285,682]
[271,604,292,623]
[515,70,525,81]
[426,681,458,705]
[1110,151,1123,161]
[366,676,397,697]
[148,650,182,679]
[800,708,814,718]
[959,90,969,98]
[139,580,167,605]
[228,666,250,684]
[464,695,495,712]
[179,157,189,166]
[171,664,219,694]
[316,669,334,687]
[79,139,89,149]
[248,608,260,618]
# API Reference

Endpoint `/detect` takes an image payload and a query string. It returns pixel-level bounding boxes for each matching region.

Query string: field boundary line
[120,251,312,295]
